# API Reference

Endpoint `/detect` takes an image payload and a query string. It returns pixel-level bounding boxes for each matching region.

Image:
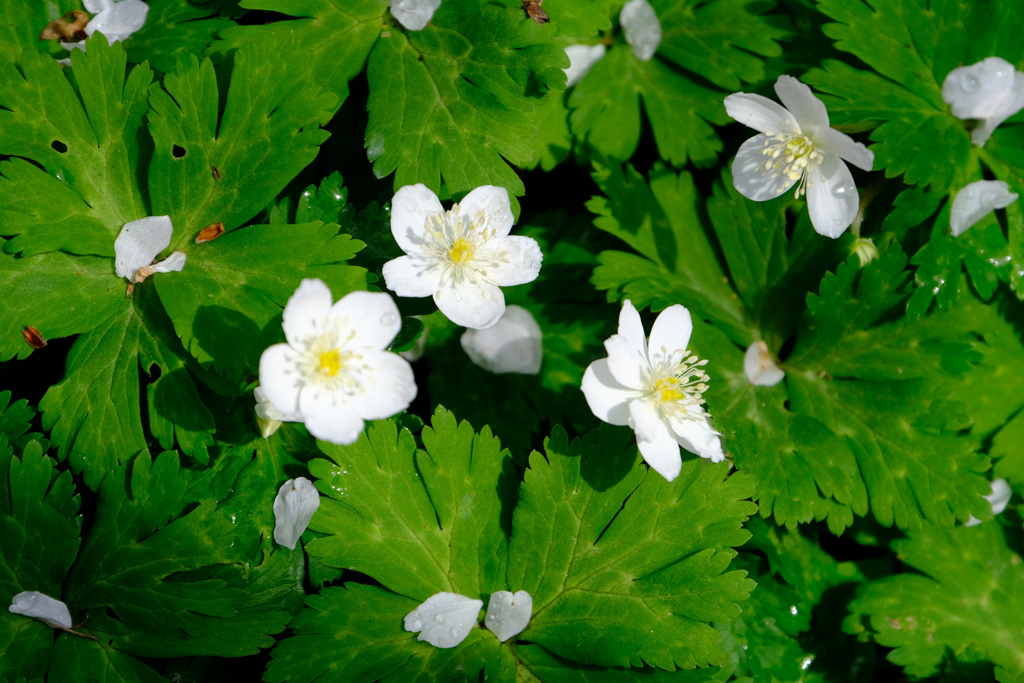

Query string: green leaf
[806,0,1024,193]
[214,0,386,111]
[307,407,515,600]
[508,425,757,670]
[365,2,566,203]
[588,163,754,344]
[147,45,336,248]
[124,0,235,74]
[0,36,152,257]
[154,222,368,381]
[265,584,517,683]
[0,441,81,683]
[0,2,80,63]
[48,635,166,683]
[845,523,1024,680]
[0,392,37,451]
[514,643,719,682]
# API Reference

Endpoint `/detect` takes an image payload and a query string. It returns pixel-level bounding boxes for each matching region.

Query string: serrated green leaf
[0,393,36,451]
[154,222,367,381]
[588,163,754,344]
[536,0,613,39]
[514,643,719,682]
[148,45,335,248]
[48,635,166,683]
[845,522,1024,680]
[307,407,515,600]
[266,583,517,683]
[0,1,80,63]
[0,36,151,257]
[0,440,81,683]
[508,425,757,670]
[124,0,235,74]
[365,2,565,203]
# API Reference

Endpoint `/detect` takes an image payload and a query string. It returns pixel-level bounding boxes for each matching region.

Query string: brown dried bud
[40,10,90,41]
[126,283,135,297]
[195,222,225,243]
[521,0,549,24]
[22,326,47,349]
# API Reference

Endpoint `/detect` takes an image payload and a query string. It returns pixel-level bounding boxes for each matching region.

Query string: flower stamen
[318,349,344,376]
[760,132,822,197]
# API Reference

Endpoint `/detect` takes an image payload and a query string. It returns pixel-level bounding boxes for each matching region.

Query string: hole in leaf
[172,145,186,159]
[51,140,67,153]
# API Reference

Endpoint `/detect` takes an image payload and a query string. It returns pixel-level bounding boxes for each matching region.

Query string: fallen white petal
[563,44,606,87]
[85,0,149,43]
[273,478,320,549]
[965,478,1012,526]
[390,0,441,31]
[83,0,113,12]
[620,0,661,62]
[9,591,72,629]
[404,592,483,649]
[942,58,1024,147]
[134,251,186,282]
[484,590,533,642]
[743,341,785,387]
[460,305,542,374]
[950,180,1018,237]
[114,215,173,282]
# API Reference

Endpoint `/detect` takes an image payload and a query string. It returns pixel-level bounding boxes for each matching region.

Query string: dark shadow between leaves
[192,305,266,381]
[579,423,637,492]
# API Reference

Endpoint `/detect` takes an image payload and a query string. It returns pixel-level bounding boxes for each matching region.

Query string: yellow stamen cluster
[647,353,710,420]
[760,132,821,197]
[422,205,510,289]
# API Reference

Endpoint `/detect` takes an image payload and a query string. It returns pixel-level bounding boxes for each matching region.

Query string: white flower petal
[457,186,514,239]
[628,397,664,444]
[435,278,506,329]
[390,0,441,31]
[258,344,303,417]
[581,359,636,426]
[731,134,797,202]
[273,477,320,550]
[616,299,649,360]
[329,290,402,351]
[724,93,800,135]
[404,592,483,649]
[950,179,1019,237]
[774,75,829,134]
[743,340,785,387]
[805,154,859,238]
[564,44,606,87]
[484,590,532,642]
[813,127,874,171]
[9,591,73,629]
[61,41,87,53]
[630,404,683,481]
[352,351,418,420]
[84,0,113,13]
[942,57,1017,119]
[281,279,334,348]
[461,305,543,374]
[134,251,186,282]
[114,215,173,282]
[604,334,648,389]
[85,0,149,42]
[383,255,442,298]
[986,478,1012,515]
[300,388,366,445]
[620,0,661,62]
[391,183,445,253]
[646,304,692,366]
[255,386,302,423]
[668,411,725,463]
[478,236,543,287]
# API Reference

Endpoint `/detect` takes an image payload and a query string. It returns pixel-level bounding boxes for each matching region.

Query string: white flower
[113,215,186,283]
[258,279,417,445]
[620,0,661,62]
[564,44,606,87]
[965,478,1012,527]
[725,75,874,239]
[581,300,724,482]
[382,184,543,330]
[273,477,321,549]
[404,592,483,648]
[389,0,441,31]
[743,340,784,387]
[942,57,1024,147]
[460,305,542,375]
[85,0,149,43]
[950,180,1019,237]
[484,590,532,642]
[9,591,72,629]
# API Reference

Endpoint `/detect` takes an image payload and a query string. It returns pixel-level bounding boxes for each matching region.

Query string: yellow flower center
[318,349,344,376]
[761,132,822,197]
[653,378,685,403]
[448,237,474,264]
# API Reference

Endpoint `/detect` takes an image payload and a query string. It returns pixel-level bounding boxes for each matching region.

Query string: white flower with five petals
[725,75,874,238]
[581,300,724,482]
[382,184,543,329]
[258,279,417,445]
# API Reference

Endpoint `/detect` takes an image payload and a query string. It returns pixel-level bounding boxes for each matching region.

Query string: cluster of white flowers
[404,590,533,648]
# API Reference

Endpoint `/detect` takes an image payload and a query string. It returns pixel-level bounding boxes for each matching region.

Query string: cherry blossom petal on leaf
[273,477,321,550]
[950,180,1019,237]
[484,591,532,642]
[8,591,72,629]
[403,593,483,649]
